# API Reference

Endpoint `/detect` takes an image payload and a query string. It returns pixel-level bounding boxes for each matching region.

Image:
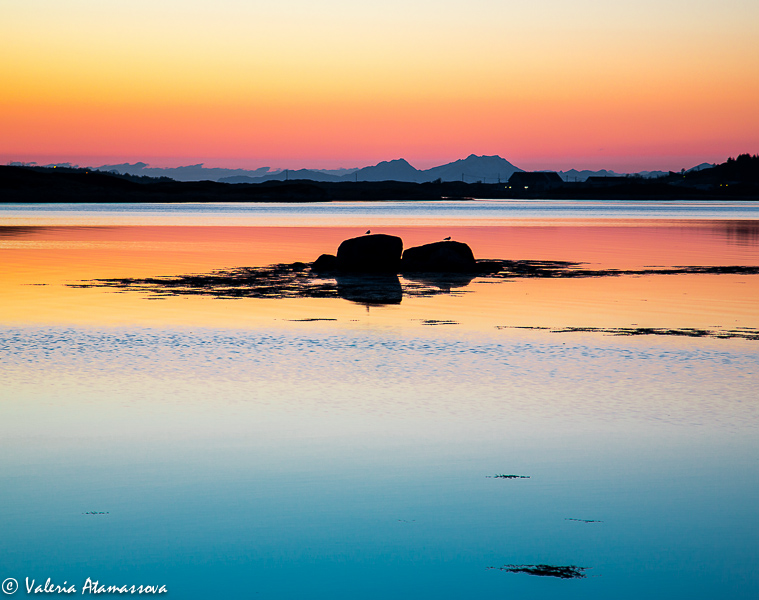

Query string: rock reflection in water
[71,263,474,305]
[335,273,403,305]
[402,271,476,295]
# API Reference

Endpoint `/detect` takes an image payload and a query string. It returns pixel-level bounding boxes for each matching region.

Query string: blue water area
[1,326,758,599]
[3,199,759,221]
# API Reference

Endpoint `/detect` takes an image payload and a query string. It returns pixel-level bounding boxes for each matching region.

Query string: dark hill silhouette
[3,156,757,202]
[683,153,759,183]
[96,162,273,182]
[0,166,329,202]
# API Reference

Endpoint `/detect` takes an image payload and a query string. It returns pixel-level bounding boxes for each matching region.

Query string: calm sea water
[1,202,758,599]
[2,199,759,225]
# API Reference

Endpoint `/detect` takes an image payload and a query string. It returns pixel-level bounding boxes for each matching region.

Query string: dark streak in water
[566,518,603,523]
[487,564,588,579]
[498,325,759,341]
[286,318,338,322]
[490,261,759,279]
[486,474,530,479]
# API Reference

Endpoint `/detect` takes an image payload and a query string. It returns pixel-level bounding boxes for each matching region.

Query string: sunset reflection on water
[1,220,757,332]
[1,204,758,600]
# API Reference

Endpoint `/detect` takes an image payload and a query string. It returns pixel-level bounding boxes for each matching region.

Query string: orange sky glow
[2,0,758,172]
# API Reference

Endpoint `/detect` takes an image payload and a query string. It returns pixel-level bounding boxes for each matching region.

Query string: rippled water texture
[1,201,758,599]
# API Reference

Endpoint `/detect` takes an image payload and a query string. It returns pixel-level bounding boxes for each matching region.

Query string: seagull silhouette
[365,230,371,234]
[443,236,451,241]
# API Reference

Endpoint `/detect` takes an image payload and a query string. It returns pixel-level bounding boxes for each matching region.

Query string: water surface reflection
[1,204,759,599]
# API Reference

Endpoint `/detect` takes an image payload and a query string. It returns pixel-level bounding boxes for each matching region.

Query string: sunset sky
[2,0,758,172]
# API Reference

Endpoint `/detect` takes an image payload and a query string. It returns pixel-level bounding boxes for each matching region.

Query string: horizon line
[4,152,737,175]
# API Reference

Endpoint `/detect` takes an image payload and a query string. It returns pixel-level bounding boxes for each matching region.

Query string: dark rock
[401,240,477,273]
[312,254,337,272]
[336,234,403,273]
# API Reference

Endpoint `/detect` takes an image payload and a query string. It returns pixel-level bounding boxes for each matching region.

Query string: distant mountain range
[14,155,715,184]
[3,154,755,203]
[216,155,524,184]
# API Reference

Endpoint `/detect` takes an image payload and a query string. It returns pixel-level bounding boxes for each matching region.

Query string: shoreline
[3,165,758,202]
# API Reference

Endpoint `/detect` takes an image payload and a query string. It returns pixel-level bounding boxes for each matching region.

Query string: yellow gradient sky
[2,0,758,170]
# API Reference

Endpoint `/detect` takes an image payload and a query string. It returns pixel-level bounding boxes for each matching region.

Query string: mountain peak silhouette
[349,158,422,182]
[424,154,522,182]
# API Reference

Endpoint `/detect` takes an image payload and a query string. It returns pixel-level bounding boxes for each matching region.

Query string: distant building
[507,171,563,191]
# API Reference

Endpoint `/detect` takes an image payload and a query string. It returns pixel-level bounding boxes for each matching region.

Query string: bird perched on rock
[365,230,371,234]
[443,236,451,241]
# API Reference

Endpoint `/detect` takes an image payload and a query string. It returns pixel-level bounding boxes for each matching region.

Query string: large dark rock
[336,234,403,273]
[401,240,477,273]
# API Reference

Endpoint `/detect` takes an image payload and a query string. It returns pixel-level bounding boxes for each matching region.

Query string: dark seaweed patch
[566,518,603,523]
[70,262,473,303]
[488,564,588,579]
[71,263,334,300]
[68,259,759,305]
[420,319,459,326]
[497,325,759,341]
[486,260,759,279]
[286,318,337,322]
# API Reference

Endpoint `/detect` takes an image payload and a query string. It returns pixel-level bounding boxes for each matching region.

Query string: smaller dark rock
[401,241,477,273]
[312,254,338,272]
[336,234,403,273]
